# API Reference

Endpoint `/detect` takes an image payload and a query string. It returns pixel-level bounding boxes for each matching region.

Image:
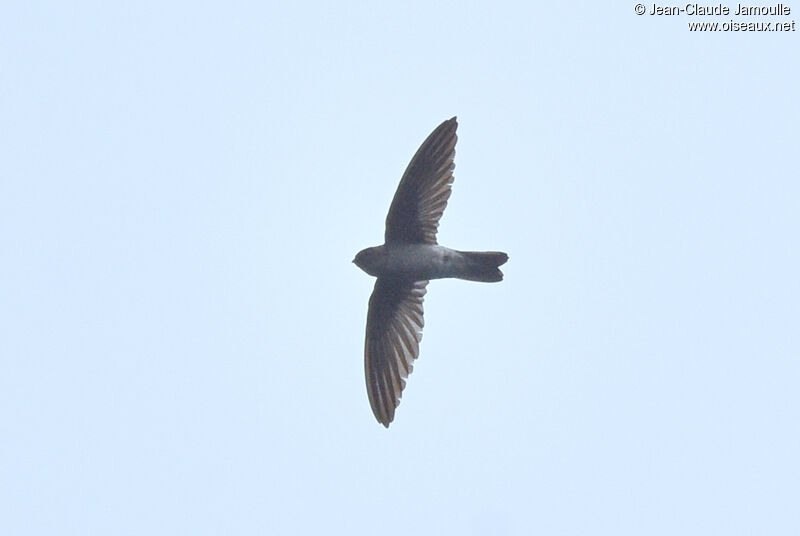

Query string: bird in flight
[353,117,508,427]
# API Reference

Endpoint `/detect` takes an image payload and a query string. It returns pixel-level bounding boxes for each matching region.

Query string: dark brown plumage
[354,117,508,427]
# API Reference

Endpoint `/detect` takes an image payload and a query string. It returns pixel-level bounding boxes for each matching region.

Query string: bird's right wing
[364,278,428,427]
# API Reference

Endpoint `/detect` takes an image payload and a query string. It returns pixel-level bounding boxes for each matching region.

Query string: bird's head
[353,246,384,277]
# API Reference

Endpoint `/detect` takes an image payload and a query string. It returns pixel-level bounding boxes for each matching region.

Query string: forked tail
[459,251,509,282]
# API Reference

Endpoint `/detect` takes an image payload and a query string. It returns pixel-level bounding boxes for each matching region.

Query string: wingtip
[374,412,392,428]
[437,116,458,137]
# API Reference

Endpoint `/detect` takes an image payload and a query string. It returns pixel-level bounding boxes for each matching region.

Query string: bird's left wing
[384,117,457,245]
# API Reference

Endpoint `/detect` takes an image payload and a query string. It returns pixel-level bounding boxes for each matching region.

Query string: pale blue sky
[2,2,799,534]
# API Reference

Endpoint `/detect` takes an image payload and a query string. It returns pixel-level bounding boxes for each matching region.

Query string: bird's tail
[457,251,509,282]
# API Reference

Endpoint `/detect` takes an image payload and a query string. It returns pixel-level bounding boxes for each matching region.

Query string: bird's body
[353,117,508,427]
[354,244,507,282]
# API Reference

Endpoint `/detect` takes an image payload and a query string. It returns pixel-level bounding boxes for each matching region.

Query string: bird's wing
[365,278,428,427]
[384,117,457,244]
